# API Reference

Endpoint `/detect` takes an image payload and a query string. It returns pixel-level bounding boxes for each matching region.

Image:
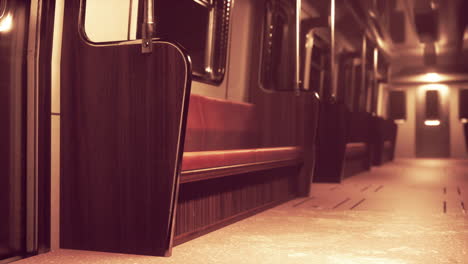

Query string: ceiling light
[422,72,442,83]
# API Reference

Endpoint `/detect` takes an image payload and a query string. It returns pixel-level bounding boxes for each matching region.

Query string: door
[0,1,29,262]
[415,86,450,157]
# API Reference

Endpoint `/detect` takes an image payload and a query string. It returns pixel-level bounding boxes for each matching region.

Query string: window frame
[302,29,330,95]
[79,0,232,85]
[259,0,297,92]
[388,90,407,121]
[459,89,468,121]
[0,0,6,19]
[190,0,232,85]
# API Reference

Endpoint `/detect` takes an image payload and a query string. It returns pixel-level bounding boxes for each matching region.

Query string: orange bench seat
[182,146,302,171]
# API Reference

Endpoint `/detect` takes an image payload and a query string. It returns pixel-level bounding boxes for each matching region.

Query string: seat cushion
[345,143,367,159]
[182,146,302,171]
[255,146,302,163]
[182,149,257,171]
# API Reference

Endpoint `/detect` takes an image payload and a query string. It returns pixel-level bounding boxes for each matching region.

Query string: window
[377,52,389,82]
[337,54,358,109]
[425,90,439,120]
[345,63,358,111]
[459,89,468,121]
[0,0,6,19]
[365,71,374,113]
[302,30,330,96]
[388,90,406,120]
[84,0,139,42]
[82,0,232,84]
[352,63,363,112]
[155,0,231,83]
[260,0,296,91]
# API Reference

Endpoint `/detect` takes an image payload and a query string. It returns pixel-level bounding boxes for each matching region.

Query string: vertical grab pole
[295,0,301,94]
[142,0,154,53]
[330,0,336,99]
[372,47,378,114]
[361,35,367,111]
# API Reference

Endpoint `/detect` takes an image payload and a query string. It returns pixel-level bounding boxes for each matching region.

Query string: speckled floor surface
[14,159,468,264]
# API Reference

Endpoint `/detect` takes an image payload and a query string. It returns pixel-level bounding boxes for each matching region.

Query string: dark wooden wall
[60,0,191,256]
[313,102,347,183]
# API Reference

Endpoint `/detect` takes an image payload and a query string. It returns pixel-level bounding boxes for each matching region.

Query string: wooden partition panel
[60,0,191,256]
[371,117,397,165]
[342,111,372,178]
[313,102,347,182]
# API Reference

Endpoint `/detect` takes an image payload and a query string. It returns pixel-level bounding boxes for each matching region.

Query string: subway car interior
[2,0,468,263]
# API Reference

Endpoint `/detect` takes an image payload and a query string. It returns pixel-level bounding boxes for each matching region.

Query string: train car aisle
[14,159,468,264]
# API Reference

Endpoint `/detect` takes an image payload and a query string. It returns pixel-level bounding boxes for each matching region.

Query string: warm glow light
[424,120,440,126]
[461,118,468,123]
[422,72,442,83]
[314,91,320,100]
[0,13,13,32]
[394,119,405,124]
[423,84,447,91]
[421,84,449,97]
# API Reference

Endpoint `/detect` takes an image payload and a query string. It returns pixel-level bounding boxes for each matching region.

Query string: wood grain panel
[180,159,302,184]
[371,117,397,166]
[174,165,301,245]
[342,111,372,178]
[60,0,191,256]
[313,102,347,183]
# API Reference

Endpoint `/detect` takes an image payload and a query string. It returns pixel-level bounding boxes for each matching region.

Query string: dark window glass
[321,55,331,98]
[352,64,363,112]
[388,90,406,120]
[155,0,231,83]
[309,67,321,94]
[365,71,374,112]
[0,0,6,18]
[260,0,296,91]
[358,69,368,112]
[337,56,355,108]
[459,89,468,119]
[425,90,439,120]
[345,64,357,110]
[303,31,329,96]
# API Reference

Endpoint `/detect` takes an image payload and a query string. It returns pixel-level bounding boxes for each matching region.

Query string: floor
[15,159,468,264]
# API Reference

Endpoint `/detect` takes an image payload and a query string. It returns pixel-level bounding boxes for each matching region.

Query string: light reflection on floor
[14,159,468,264]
